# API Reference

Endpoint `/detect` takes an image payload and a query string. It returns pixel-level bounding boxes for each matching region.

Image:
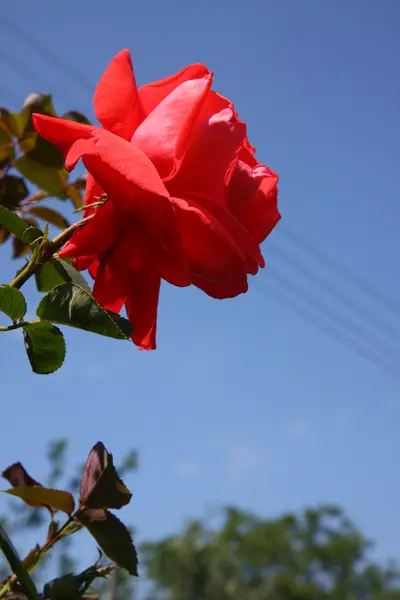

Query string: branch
[8,215,93,290]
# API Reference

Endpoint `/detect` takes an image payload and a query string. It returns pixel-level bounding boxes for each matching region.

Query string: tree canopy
[141,504,400,600]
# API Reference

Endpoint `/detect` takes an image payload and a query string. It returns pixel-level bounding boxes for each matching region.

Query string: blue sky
[0,0,400,575]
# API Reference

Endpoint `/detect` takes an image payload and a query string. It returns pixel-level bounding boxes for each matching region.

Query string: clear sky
[0,0,399,573]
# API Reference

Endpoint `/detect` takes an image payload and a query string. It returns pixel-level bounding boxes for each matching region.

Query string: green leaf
[0,107,29,138]
[4,487,75,515]
[23,322,66,375]
[27,206,69,229]
[43,564,114,600]
[23,93,56,116]
[64,184,83,209]
[80,442,132,510]
[0,524,40,600]
[78,509,138,575]
[0,226,10,245]
[0,175,29,209]
[10,216,43,259]
[35,259,91,294]
[0,127,15,166]
[0,205,43,243]
[35,261,66,293]
[14,156,65,198]
[0,285,27,320]
[36,283,133,340]
[12,236,30,259]
[26,136,64,169]
[54,260,92,292]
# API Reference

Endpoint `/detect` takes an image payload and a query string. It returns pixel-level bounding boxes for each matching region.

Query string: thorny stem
[8,215,93,290]
[73,200,105,214]
[0,322,25,332]
[19,191,49,207]
[0,504,85,598]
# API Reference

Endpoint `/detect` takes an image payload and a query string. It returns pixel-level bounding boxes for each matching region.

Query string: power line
[0,15,94,94]
[255,279,398,380]
[0,50,52,92]
[258,269,399,364]
[267,241,400,346]
[279,224,400,316]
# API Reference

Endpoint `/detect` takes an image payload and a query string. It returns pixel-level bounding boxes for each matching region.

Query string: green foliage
[141,505,400,600]
[26,207,69,230]
[0,176,28,209]
[43,563,114,600]
[35,259,91,294]
[0,524,39,600]
[0,92,86,261]
[14,157,65,199]
[36,282,133,340]
[0,206,42,245]
[0,286,26,321]
[0,127,15,167]
[23,322,66,375]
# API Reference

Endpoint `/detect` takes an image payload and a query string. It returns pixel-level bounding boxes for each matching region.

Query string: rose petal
[168,107,246,205]
[58,200,118,258]
[183,192,262,274]
[192,272,248,299]
[126,272,161,351]
[82,173,105,218]
[94,49,145,140]
[106,230,161,350]
[133,75,212,180]
[32,114,95,157]
[65,129,173,235]
[72,255,96,271]
[139,63,209,115]
[72,255,100,279]
[65,138,96,171]
[154,207,191,287]
[227,160,280,244]
[172,195,248,283]
[92,257,128,314]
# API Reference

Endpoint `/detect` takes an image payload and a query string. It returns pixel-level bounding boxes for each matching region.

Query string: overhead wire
[266,240,400,345]
[0,15,94,94]
[261,270,398,362]
[279,224,400,316]
[255,279,398,381]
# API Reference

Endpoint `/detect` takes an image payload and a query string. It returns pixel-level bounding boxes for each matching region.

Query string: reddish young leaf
[78,508,138,575]
[3,462,41,490]
[2,463,52,514]
[80,442,132,509]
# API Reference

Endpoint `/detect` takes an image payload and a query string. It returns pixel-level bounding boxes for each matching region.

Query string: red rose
[33,50,280,350]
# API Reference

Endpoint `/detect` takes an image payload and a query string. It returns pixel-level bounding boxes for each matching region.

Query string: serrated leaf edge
[37,283,131,340]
